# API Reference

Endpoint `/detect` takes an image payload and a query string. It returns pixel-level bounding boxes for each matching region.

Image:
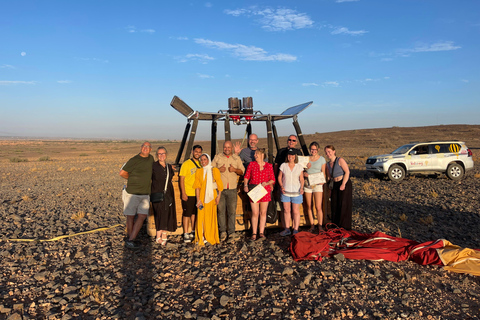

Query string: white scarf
[202,154,215,203]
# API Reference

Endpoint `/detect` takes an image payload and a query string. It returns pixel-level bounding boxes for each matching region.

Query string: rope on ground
[5,224,124,242]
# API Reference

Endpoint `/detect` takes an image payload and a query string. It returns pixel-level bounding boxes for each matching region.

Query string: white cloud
[224,7,313,31]
[336,0,360,2]
[197,73,213,79]
[194,38,297,62]
[461,79,469,83]
[0,81,36,85]
[205,2,212,8]
[172,36,189,40]
[57,80,72,84]
[125,25,136,33]
[407,41,461,52]
[21,52,26,56]
[125,26,155,34]
[0,64,15,69]
[176,53,215,64]
[322,81,340,87]
[77,57,109,63]
[331,27,368,36]
[302,83,319,86]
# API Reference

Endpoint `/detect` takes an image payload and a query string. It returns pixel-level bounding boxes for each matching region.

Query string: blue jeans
[217,188,237,234]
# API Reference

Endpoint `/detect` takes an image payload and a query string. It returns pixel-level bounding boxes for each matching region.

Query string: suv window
[411,145,429,155]
[430,143,461,154]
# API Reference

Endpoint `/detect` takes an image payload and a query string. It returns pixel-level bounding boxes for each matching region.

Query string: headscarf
[201,154,215,203]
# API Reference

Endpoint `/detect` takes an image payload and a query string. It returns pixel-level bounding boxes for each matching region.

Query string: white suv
[365,141,474,181]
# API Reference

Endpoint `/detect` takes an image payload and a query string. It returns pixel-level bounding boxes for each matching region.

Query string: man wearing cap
[119,141,155,249]
[274,134,303,174]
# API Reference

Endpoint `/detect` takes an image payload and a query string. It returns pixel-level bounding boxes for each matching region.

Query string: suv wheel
[446,163,464,180]
[388,165,405,182]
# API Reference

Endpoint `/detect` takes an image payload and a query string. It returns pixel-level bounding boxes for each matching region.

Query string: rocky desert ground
[1,124,479,320]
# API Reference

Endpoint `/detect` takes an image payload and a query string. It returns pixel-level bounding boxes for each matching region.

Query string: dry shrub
[30,167,39,172]
[362,182,378,196]
[71,211,86,220]
[57,167,65,172]
[419,215,434,225]
[69,167,78,172]
[474,173,480,179]
[22,195,32,202]
[81,167,92,172]
[38,156,50,161]
[430,190,438,198]
[9,157,28,163]
[80,285,104,303]
[399,213,408,222]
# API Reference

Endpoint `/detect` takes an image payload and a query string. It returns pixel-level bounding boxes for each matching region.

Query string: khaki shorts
[122,189,150,216]
[304,184,323,193]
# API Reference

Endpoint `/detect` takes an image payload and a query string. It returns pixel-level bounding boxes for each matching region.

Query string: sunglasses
[288,139,297,142]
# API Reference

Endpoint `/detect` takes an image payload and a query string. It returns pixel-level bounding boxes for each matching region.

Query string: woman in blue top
[303,142,327,232]
[325,145,352,230]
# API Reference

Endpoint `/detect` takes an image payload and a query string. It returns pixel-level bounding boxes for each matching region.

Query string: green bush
[38,156,50,161]
[9,157,28,163]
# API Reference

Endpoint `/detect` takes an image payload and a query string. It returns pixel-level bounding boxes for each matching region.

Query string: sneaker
[188,232,195,240]
[183,233,191,243]
[220,232,228,241]
[292,229,299,235]
[279,229,291,236]
[125,240,140,249]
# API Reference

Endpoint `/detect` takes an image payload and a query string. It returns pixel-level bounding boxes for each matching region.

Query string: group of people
[119,135,353,249]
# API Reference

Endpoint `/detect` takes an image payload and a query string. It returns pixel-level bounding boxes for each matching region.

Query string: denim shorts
[280,193,303,204]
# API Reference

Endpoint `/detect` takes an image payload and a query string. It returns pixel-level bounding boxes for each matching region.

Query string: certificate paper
[298,156,310,168]
[308,172,326,186]
[247,184,268,203]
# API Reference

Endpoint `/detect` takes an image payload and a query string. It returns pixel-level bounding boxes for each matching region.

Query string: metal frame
[171,96,312,166]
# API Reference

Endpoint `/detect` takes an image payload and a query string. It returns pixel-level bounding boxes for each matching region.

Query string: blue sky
[1,0,479,140]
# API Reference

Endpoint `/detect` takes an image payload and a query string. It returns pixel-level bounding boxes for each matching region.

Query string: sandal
[161,233,168,246]
[250,234,257,241]
[258,233,266,239]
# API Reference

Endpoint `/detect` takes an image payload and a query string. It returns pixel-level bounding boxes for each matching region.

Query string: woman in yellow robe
[193,154,223,246]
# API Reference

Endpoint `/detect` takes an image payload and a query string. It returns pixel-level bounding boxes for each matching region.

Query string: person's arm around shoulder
[339,157,350,191]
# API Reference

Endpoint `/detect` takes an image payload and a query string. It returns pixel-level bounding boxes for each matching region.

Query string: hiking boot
[279,229,291,236]
[220,232,228,241]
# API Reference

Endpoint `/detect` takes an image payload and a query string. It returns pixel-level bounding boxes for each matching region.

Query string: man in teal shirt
[119,142,154,249]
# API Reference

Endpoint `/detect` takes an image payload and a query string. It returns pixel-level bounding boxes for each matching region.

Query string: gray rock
[282,267,294,276]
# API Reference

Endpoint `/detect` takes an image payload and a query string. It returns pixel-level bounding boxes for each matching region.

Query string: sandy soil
[1,124,479,319]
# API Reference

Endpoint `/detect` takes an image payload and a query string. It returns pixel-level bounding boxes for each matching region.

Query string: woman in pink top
[243,148,275,240]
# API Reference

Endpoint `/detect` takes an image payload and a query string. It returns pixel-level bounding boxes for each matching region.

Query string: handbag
[266,192,278,224]
[150,191,164,203]
[327,158,337,190]
[151,164,170,203]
